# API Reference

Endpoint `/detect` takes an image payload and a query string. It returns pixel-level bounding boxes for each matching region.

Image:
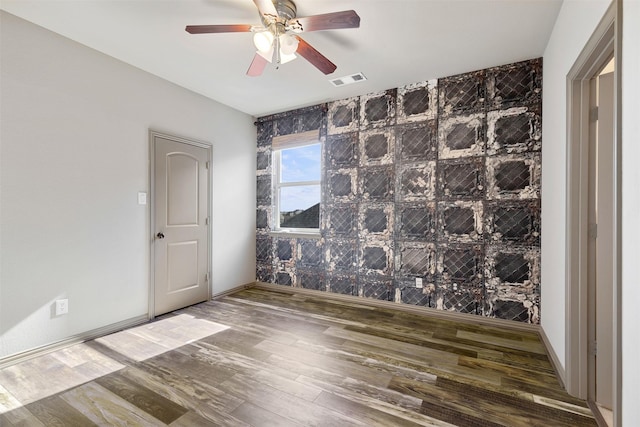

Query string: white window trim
[272,138,321,235]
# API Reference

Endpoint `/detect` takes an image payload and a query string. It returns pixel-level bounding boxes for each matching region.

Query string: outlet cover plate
[415,277,423,288]
[55,299,69,315]
[138,192,147,205]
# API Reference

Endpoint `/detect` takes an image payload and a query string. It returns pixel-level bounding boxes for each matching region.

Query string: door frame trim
[565,1,622,424]
[149,130,213,319]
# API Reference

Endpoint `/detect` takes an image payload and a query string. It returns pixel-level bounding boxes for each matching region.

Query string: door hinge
[206,161,210,169]
[205,217,209,226]
[590,106,599,122]
[205,273,209,283]
[589,340,597,356]
[589,223,598,239]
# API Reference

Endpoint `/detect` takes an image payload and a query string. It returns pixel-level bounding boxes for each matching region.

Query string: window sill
[269,230,321,240]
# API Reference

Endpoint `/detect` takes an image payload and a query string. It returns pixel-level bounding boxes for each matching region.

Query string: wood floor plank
[227,293,394,327]
[0,406,46,427]
[169,410,234,426]
[26,395,97,426]
[390,375,597,427]
[217,373,365,426]
[145,346,236,387]
[198,328,273,361]
[60,382,162,426]
[259,353,438,425]
[390,375,535,427]
[500,376,592,408]
[159,403,252,427]
[293,334,440,385]
[323,325,459,364]
[231,401,302,427]
[475,347,557,375]
[343,324,481,358]
[337,338,502,386]
[435,377,596,427]
[1,287,596,427]
[432,328,550,362]
[457,355,559,387]
[121,364,244,417]
[249,369,324,401]
[313,390,430,427]
[420,400,506,427]
[255,338,395,388]
[456,329,548,355]
[324,327,503,385]
[297,373,448,426]
[531,395,595,418]
[95,371,188,424]
[121,364,250,427]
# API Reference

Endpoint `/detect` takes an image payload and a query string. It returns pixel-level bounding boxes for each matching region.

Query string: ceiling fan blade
[185,24,252,34]
[292,10,360,32]
[295,36,337,75]
[253,0,278,17]
[247,52,269,77]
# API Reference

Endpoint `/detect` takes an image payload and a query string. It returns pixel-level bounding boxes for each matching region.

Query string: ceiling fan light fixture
[186,2,361,76]
[253,30,274,53]
[280,52,297,64]
[257,46,274,63]
[279,34,299,55]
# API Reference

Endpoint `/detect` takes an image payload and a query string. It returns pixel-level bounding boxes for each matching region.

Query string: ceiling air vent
[329,72,367,87]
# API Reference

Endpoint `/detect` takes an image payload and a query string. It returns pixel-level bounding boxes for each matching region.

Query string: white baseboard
[539,325,567,388]
[250,281,540,333]
[0,315,148,370]
[211,282,254,300]
[0,283,254,370]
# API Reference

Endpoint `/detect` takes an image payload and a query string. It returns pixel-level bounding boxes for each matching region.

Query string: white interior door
[152,132,210,316]
[594,70,614,410]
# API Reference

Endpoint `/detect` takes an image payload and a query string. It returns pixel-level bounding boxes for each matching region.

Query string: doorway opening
[588,56,615,425]
[565,2,621,426]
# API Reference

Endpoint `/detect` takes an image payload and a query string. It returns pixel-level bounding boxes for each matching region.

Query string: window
[273,141,321,232]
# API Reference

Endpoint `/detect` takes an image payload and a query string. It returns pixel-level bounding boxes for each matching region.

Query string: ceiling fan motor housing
[274,0,297,20]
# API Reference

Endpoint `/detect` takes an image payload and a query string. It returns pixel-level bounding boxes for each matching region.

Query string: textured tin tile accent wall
[255,58,542,324]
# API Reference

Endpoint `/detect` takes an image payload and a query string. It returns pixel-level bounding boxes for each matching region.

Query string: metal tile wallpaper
[359,128,395,166]
[327,274,357,295]
[326,133,358,169]
[397,80,438,124]
[255,58,542,324]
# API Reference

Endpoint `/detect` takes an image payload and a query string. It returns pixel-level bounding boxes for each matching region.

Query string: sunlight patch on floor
[0,343,124,413]
[0,314,229,414]
[96,314,230,362]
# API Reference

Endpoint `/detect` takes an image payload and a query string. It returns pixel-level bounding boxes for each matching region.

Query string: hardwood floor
[0,287,596,426]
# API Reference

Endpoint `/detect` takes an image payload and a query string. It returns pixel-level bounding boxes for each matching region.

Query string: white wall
[0,12,256,359]
[540,0,611,369]
[621,0,640,422]
[543,0,640,420]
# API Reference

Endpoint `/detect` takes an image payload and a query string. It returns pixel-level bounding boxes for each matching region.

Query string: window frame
[272,138,322,235]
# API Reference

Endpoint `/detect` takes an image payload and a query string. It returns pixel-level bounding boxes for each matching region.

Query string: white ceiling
[0,0,563,117]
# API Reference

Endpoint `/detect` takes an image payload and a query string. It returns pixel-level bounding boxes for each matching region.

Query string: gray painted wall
[0,12,256,359]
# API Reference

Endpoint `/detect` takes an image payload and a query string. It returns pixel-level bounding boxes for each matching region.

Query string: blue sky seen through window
[281,144,321,183]
[280,144,321,214]
[279,185,320,212]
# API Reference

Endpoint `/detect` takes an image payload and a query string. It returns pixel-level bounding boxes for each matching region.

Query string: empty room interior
[1,0,639,426]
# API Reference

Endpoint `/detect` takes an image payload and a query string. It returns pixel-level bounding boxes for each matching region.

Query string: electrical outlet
[55,299,69,316]
[415,277,423,288]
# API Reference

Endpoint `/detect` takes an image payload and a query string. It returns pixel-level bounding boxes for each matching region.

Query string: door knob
[156,232,165,239]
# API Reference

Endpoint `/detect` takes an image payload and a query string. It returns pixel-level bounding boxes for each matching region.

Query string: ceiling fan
[185,0,360,77]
